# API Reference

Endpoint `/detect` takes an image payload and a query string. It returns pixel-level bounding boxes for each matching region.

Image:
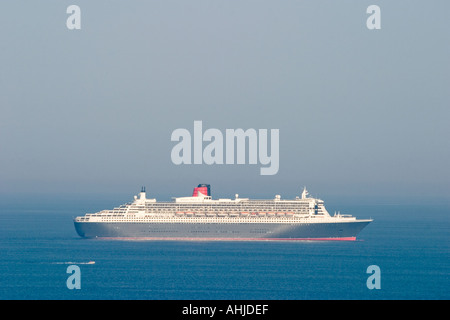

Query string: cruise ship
[74,184,372,241]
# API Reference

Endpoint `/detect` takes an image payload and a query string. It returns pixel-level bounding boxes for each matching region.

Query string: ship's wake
[52,261,95,265]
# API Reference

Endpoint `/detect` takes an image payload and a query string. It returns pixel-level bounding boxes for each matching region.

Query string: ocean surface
[0,195,448,300]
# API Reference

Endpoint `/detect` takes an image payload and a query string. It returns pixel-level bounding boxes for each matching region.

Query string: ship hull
[74,220,371,241]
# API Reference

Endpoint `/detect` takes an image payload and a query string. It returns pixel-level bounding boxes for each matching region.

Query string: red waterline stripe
[96,237,357,241]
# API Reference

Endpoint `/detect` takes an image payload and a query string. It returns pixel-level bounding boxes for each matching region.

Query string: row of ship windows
[105,204,320,208]
[81,221,316,225]
[113,203,317,208]
[109,208,315,212]
[127,206,319,212]
[89,218,319,223]
[102,213,321,219]
[96,215,304,218]
[98,214,326,219]
[88,214,323,219]
[132,209,318,212]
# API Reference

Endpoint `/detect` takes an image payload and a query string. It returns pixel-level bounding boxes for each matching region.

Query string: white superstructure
[75,186,357,225]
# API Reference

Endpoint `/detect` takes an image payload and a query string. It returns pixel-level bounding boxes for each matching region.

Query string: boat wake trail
[52,261,95,265]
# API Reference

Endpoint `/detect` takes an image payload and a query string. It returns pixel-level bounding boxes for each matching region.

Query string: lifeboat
[267,212,275,216]
[241,212,249,216]
[176,211,184,215]
[276,212,285,216]
[185,212,194,216]
[258,212,266,216]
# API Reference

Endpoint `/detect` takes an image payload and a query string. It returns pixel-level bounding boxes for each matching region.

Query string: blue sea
[0,195,448,300]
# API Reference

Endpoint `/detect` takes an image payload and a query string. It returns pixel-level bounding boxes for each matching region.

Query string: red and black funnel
[192,184,211,197]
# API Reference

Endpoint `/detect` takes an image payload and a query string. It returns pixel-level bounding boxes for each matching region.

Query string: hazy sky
[1,1,449,202]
